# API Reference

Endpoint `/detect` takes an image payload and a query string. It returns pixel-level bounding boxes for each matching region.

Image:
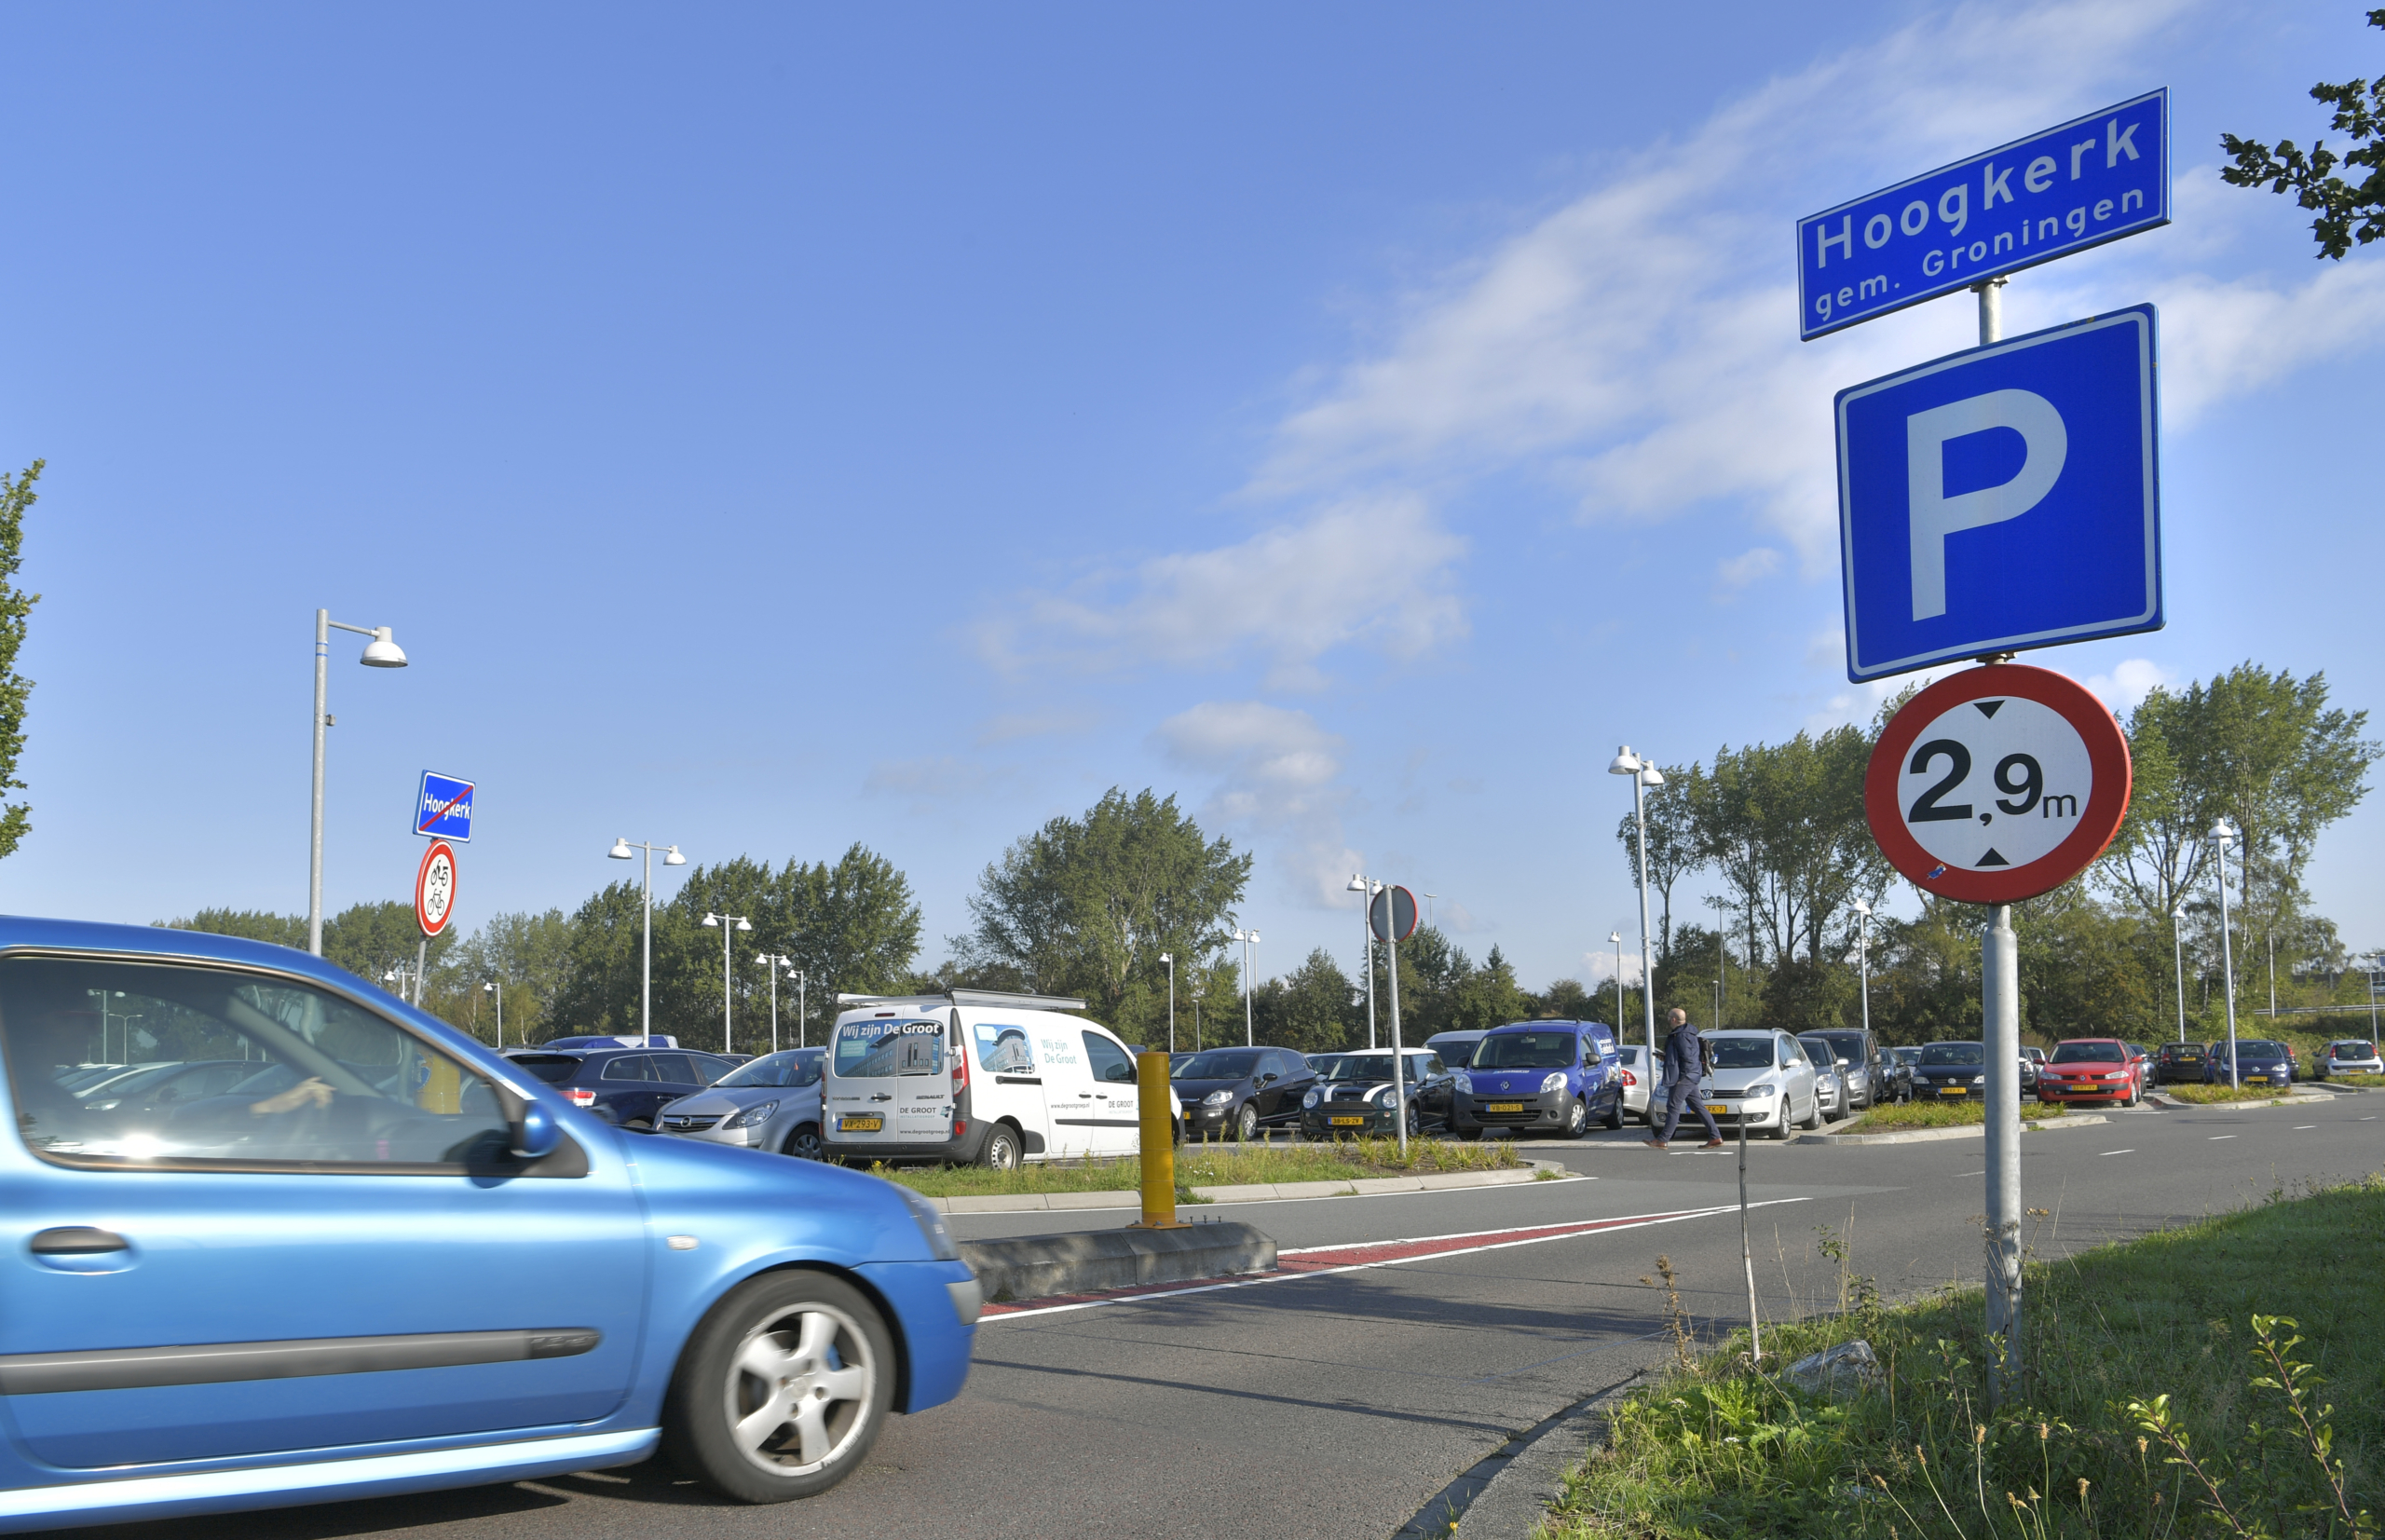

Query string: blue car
[0,918,978,1530]
[2204,1038,2296,1087]
[1449,1020,1625,1138]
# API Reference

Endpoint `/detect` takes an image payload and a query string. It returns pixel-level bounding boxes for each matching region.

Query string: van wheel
[1233,1104,1260,1143]
[663,1271,893,1504]
[1560,1097,1589,1139]
[782,1124,824,1161]
[1603,1097,1625,1131]
[977,1124,1022,1170]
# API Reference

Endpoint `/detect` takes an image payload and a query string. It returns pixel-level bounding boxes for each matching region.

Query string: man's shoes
[1700,1138,1725,1149]
[1642,1138,1669,1150]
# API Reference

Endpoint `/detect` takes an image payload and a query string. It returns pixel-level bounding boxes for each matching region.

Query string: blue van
[1450,1020,1624,1138]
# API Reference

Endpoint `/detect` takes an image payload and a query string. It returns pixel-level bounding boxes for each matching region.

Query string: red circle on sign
[1865,664,2131,905]
[416,839,458,937]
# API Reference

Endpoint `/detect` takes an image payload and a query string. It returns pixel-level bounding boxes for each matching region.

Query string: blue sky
[3,1,2378,995]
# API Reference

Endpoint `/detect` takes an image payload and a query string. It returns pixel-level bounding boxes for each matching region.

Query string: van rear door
[825,1013,947,1150]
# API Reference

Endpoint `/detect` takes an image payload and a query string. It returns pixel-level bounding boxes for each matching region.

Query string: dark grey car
[654,1048,827,1158]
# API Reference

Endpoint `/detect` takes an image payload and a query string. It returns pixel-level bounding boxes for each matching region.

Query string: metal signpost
[1798,91,2168,340]
[1369,883,1421,1158]
[1813,91,2167,1408]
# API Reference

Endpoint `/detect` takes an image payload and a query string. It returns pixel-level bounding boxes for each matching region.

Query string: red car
[2034,1037,2147,1106]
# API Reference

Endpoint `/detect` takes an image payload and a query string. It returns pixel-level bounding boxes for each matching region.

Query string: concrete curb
[1804,1113,2107,1146]
[959,1221,1275,1303]
[1433,1370,1651,1539]
[2148,1088,2332,1111]
[926,1160,1554,1214]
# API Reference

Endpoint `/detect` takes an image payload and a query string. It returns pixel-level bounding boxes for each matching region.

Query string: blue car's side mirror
[511,1101,564,1161]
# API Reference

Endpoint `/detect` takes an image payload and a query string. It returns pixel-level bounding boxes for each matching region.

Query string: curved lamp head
[2209,820,2238,848]
[1609,930,1622,944]
[1349,989,1364,1008]
[484,980,497,994]
[1606,746,1641,776]
[701,913,719,929]
[1639,764,1666,788]
[662,846,687,866]
[358,627,407,668]
[735,918,753,933]
[2174,906,2188,921]
[1346,873,1368,893]
[1851,899,1872,917]
[607,838,634,860]
[1159,952,1173,967]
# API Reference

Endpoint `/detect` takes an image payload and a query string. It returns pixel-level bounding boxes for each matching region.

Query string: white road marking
[2295,1125,2317,1130]
[2209,1135,2237,1140]
[2099,1149,2133,1156]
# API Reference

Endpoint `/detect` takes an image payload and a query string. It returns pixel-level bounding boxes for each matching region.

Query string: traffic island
[960,1220,1276,1303]
[1804,1112,2105,1146]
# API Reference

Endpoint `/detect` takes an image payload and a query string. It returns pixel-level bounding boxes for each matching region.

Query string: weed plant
[870,1133,1521,1199]
[1843,1102,2071,1133]
[1543,1174,2383,1537]
[2163,1084,2306,1105]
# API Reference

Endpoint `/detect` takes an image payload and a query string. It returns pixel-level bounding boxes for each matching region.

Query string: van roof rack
[833,989,1089,1012]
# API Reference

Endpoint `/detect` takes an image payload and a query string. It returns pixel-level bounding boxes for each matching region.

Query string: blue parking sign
[414,771,475,841]
[1836,306,2160,683]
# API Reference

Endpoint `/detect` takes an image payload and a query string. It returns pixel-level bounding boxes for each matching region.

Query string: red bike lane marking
[979,1204,1744,1322]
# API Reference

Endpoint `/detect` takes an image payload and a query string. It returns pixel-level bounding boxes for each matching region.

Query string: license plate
[838,1115,883,1132]
[1938,1087,1966,1096]
[1484,1102,1525,1113]
[2246,1076,2269,1084]
[1329,1115,1366,1126]
[1705,1103,1728,1115]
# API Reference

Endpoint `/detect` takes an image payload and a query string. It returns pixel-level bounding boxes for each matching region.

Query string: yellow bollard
[1130,1050,1188,1230]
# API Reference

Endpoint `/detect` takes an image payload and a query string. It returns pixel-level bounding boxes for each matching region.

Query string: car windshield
[1798,1039,1838,1067]
[1920,1043,1984,1066]
[1470,1032,1577,1070]
[2050,1042,2123,1063]
[1816,1032,1865,1061]
[716,1050,822,1088]
[1322,1054,1429,1082]
[1707,1037,1776,1070]
[1892,1046,1921,1063]
[1175,1050,1261,1080]
[507,1055,581,1084]
[2228,1042,2287,1058]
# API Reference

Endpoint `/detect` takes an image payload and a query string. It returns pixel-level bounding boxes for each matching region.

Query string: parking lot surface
[70,1089,2381,1540]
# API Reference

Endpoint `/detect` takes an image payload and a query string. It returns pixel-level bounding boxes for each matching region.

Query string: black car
[2153,1042,2207,1083]
[1299,1049,1452,1138]
[503,1045,741,1130]
[1910,1040,1988,1100]
[1173,1046,1316,1142]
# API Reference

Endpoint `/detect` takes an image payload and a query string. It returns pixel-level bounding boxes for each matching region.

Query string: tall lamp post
[2212,821,2242,1088]
[483,979,502,1048]
[606,839,687,1046]
[1608,747,1666,1063]
[308,610,408,956]
[1158,953,1176,1053]
[1191,988,1205,1052]
[1231,926,1261,1046]
[791,970,808,1048]
[1608,930,1625,1033]
[754,952,795,1054]
[1851,899,1874,1039]
[701,912,753,1055]
[1349,876,1380,1050]
[2172,906,2189,1043]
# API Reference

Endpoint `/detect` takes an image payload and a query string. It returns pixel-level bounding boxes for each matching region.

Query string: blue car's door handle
[30,1227,128,1255]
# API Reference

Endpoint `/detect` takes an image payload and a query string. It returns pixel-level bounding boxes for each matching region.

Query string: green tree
[956,788,1249,1039]
[2222,10,2385,259]
[0,460,43,860]
[321,900,454,989]
[160,907,307,949]
[1249,947,1358,1053]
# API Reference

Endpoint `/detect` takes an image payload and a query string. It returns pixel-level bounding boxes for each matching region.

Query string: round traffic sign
[1369,885,1419,943]
[416,839,458,937]
[1864,664,2131,904]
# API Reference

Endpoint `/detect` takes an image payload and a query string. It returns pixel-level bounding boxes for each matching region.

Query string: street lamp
[792,969,808,1048]
[2211,821,2242,1087]
[1851,899,1874,1039]
[1230,926,1261,1046]
[1191,988,1205,1052]
[484,978,502,1048]
[2172,906,2189,1043]
[1348,875,1379,1050]
[1608,931,1625,1034]
[1159,953,1176,1054]
[308,609,408,956]
[754,952,795,1054]
[1423,893,1439,931]
[606,838,687,1046]
[701,912,754,1055]
[1609,746,1665,1063]
[1347,870,1411,1156]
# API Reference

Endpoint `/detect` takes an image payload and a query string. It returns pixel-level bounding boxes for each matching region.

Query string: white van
[818,989,1179,1168]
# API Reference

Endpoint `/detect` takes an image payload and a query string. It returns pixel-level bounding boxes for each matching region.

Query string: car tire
[1405,1103,1423,1138]
[1560,1097,1589,1139]
[977,1123,1022,1170]
[1455,1124,1483,1141]
[662,1270,894,1505]
[1798,1094,1821,1131]
[782,1124,824,1161]
[1233,1103,1260,1143]
[1603,1096,1625,1131]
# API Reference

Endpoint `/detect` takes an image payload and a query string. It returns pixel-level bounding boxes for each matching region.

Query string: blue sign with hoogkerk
[1797,90,2167,340]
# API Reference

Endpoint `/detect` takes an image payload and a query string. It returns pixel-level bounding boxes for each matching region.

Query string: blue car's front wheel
[664,1271,895,1503]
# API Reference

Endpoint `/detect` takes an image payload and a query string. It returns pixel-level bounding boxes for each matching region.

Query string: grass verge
[866,1134,1521,1199]
[1543,1173,2383,1538]
[1837,1101,2069,1134]
[2162,1083,2306,1105]
[2334,1074,2385,1090]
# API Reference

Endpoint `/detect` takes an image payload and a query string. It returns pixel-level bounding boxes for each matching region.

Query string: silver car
[654,1047,826,1158]
[1697,1030,1822,1139]
[1797,1035,1847,1123]
[2318,1039,2382,1079]
[1615,1044,1654,1125]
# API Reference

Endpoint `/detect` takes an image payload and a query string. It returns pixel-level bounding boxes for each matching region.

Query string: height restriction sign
[1864,664,2131,905]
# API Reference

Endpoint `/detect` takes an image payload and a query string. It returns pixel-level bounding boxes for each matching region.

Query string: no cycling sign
[1863,663,2132,904]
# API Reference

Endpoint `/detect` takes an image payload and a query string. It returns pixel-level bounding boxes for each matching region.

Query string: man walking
[1645,1007,1724,1150]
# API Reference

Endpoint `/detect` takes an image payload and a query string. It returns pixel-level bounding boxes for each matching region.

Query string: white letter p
[1905,389,2067,620]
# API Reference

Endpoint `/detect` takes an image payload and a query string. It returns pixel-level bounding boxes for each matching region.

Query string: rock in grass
[1786,1339,1880,1398]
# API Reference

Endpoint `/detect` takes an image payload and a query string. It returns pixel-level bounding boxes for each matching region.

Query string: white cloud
[987,494,1466,689]
[1153,702,1362,906]
[1715,546,1783,598]
[2085,658,2176,714]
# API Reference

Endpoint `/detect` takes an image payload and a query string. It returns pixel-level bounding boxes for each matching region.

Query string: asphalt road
[71,1089,2384,1540]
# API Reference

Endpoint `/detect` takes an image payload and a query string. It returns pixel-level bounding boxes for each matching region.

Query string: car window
[1471,1031,1579,1070]
[1798,1038,1835,1067]
[716,1050,823,1088]
[1175,1049,1261,1079]
[507,1054,581,1083]
[1082,1031,1138,1085]
[688,1054,741,1083]
[599,1054,654,1082]
[0,956,512,1170]
[1273,1051,1310,1080]
[2337,1042,2375,1056]
[1708,1037,1776,1070]
[832,1018,944,1077]
[644,1054,699,1085]
[1920,1043,1984,1065]
[1424,1055,1445,1077]
[1818,1031,1866,1062]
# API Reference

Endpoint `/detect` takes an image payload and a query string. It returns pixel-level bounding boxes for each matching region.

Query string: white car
[1615,1044,1654,1125]
[1697,1030,1823,1139]
[1797,1034,1847,1122]
[2317,1039,2382,1079]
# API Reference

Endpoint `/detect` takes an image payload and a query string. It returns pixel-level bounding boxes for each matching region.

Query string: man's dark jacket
[1661,1021,1709,1087]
